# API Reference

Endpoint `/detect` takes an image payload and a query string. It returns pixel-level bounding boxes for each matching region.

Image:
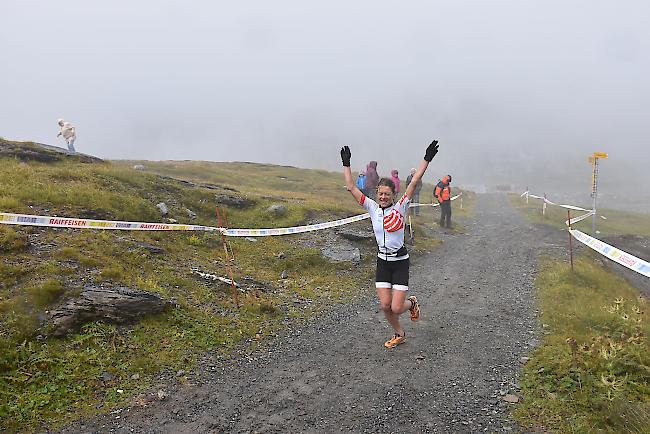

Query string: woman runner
[340,140,439,348]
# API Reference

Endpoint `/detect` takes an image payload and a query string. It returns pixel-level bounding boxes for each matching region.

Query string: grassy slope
[0,157,396,432]
[507,193,650,432]
[508,193,650,237]
[514,257,649,433]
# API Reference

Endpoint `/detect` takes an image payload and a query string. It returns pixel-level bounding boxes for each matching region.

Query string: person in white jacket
[57,118,77,152]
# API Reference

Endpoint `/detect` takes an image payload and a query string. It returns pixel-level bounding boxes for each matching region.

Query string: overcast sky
[1,1,648,197]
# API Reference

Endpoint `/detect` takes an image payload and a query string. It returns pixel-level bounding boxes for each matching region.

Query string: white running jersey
[360,194,410,261]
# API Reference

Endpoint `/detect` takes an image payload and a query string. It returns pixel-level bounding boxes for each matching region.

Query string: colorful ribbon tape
[570,229,650,278]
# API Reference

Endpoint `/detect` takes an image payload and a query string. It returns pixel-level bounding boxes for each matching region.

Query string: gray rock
[280,270,289,279]
[266,204,288,217]
[100,371,114,382]
[133,164,145,170]
[215,194,255,209]
[49,286,171,336]
[321,246,361,262]
[138,243,166,254]
[156,202,169,216]
[185,208,197,220]
[245,237,258,242]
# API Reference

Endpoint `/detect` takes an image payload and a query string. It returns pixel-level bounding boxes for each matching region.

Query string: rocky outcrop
[215,194,255,209]
[0,138,103,163]
[49,286,171,336]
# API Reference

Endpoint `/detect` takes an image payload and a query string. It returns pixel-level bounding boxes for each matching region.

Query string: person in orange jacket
[434,175,452,228]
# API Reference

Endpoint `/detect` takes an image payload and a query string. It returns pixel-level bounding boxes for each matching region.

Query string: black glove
[340,146,351,167]
[424,140,439,162]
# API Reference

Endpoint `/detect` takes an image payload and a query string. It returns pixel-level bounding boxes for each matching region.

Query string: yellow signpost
[590,152,608,234]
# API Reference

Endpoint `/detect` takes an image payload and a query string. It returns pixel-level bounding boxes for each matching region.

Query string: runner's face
[377,186,394,207]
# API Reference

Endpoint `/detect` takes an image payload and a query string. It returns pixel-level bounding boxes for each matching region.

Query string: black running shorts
[375,257,409,291]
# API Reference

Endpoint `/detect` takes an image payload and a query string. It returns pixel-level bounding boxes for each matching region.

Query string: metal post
[568,209,574,272]
[592,158,598,234]
[543,193,547,217]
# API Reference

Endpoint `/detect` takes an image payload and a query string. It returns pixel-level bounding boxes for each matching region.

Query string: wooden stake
[216,207,239,308]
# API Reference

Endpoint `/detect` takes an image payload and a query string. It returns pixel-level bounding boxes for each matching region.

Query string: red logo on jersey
[383,209,404,232]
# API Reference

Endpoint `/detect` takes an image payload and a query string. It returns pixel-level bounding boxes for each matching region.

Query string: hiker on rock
[340,140,439,348]
[434,175,452,228]
[406,168,423,215]
[57,118,77,152]
[364,161,379,200]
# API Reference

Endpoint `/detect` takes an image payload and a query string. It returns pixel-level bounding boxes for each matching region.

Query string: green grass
[0,149,442,432]
[509,193,650,237]
[514,255,650,433]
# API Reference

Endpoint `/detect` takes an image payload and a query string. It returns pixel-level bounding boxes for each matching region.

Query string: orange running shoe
[408,295,420,321]
[384,333,406,348]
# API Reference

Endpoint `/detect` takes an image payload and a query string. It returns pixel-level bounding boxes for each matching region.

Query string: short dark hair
[377,178,396,194]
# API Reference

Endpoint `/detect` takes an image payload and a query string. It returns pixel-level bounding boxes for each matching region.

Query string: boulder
[156,202,169,216]
[133,164,145,170]
[215,194,255,208]
[185,208,197,220]
[266,204,288,217]
[49,286,171,336]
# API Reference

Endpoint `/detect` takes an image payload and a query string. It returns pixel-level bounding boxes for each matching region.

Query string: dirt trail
[60,193,555,433]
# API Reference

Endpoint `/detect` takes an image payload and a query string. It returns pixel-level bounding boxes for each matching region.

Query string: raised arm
[341,146,364,203]
[405,140,439,200]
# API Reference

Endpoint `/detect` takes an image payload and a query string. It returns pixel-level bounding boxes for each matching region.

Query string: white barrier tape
[565,211,595,226]
[1,194,460,237]
[570,229,650,278]
[522,191,649,277]
[523,192,593,213]
[223,213,370,237]
[0,212,220,232]
[224,194,462,237]
[409,193,462,208]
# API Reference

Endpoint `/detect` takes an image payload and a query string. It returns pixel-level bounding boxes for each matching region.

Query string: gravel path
[60,193,552,433]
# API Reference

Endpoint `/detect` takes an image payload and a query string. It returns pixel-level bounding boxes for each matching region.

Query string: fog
[1,1,649,207]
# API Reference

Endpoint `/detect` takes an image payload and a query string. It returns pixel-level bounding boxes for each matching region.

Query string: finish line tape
[0,194,460,237]
[521,190,649,278]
